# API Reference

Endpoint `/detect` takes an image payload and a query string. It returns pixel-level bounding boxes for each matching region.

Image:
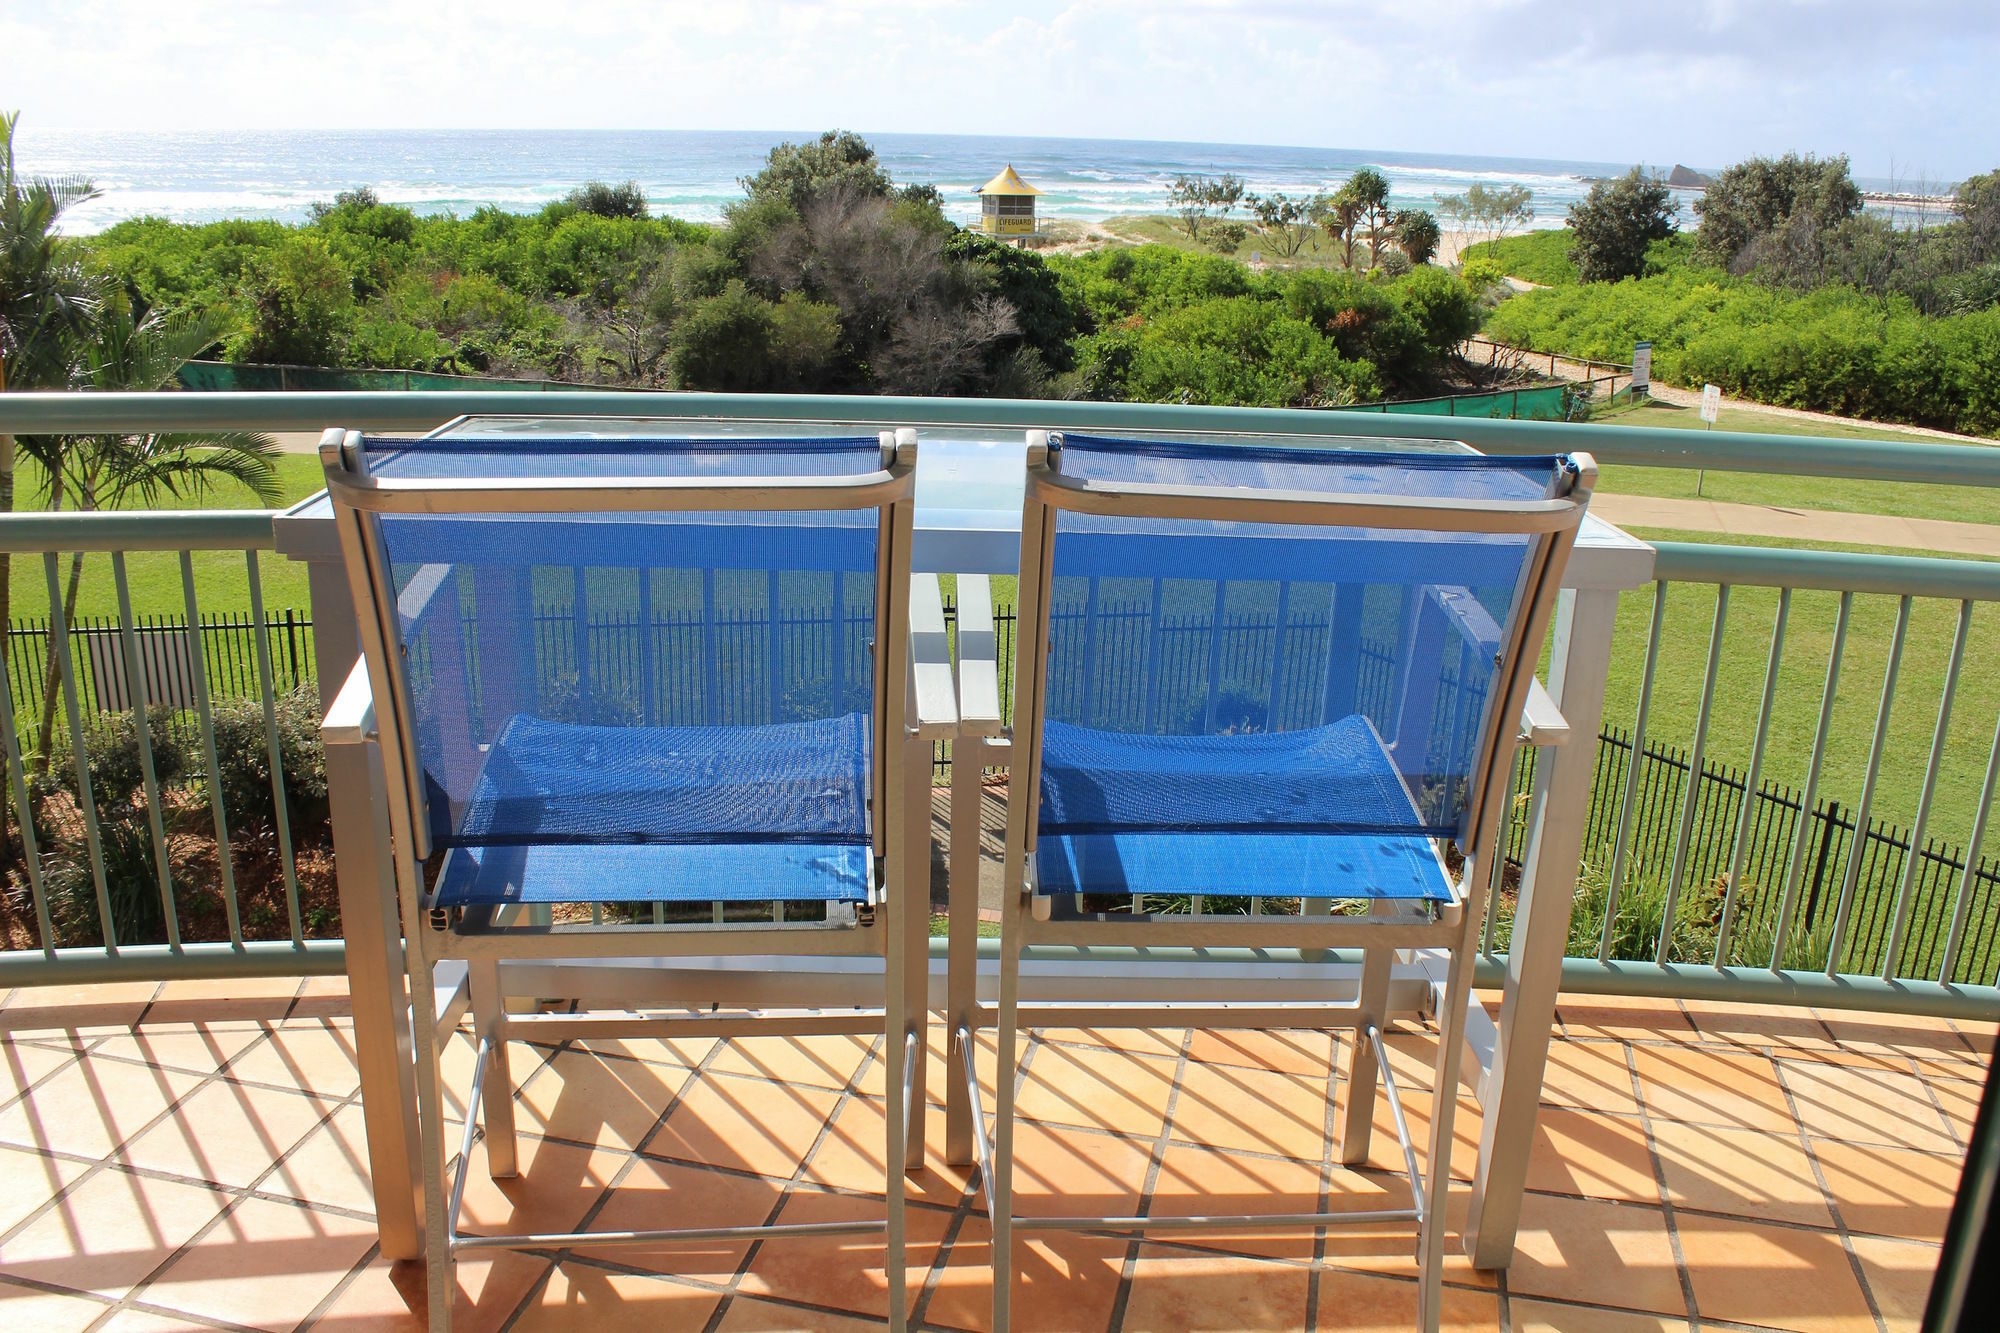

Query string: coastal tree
[1959,169,2000,263]
[740,131,892,215]
[1392,208,1442,266]
[1434,183,1534,255]
[1345,168,1394,266]
[1693,153,1861,273]
[1166,173,1244,244]
[1566,167,1678,282]
[1316,186,1366,269]
[0,110,103,673]
[25,292,279,770]
[564,180,648,219]
[233,236,356,364]
[1246,191,1323,258]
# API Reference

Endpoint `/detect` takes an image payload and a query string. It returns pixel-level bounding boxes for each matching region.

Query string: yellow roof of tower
[976,164,1041,197]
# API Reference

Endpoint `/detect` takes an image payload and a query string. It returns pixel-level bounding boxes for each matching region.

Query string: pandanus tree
[27,291,280,770]
[0,111,104,663]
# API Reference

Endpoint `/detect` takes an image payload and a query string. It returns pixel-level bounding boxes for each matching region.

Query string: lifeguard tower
[975,164,1041,239]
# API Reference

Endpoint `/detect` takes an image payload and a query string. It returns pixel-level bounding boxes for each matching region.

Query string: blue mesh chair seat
[434,711,874,908]
[1033,715,1451,900]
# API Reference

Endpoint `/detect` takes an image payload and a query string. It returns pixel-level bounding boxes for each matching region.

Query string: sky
[3,0,1996,182]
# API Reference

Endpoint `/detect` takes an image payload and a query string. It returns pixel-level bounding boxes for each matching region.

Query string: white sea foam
[20,128,1622,234]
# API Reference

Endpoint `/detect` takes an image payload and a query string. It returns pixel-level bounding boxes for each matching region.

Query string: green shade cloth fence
[177,361,603,394]
[180,361,1570,419]
[1339,383,1571,421]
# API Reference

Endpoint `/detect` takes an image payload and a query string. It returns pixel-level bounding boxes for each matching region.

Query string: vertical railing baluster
[1659,584,1730,963]
[701,568,718,726]
[112,554,180,951]
[0,659,51,954]
[1142,579,1165,733]
[246,552,302,943]
[767,570,783,725]
[1717,589,1789,964]
[1883,599,1973,978]
[1201,582,1227,732]
[1940,709,2000,983]
[1827,594,1913,975]
[1080,577,1101,725]
[1769,591,1851,969]
[1603,581,1666,961]
[1267,581,1291,728]
[181,553,241,946]
[638,573,656,727]
[46,554,115,949]
[1482,835,1506,955]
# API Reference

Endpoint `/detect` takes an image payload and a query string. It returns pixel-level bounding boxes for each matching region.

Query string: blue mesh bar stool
[963,432,1594,1332]
[320,427,925,1332]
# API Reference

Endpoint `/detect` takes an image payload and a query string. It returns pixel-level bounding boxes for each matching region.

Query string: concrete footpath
[1589,493,2000,559]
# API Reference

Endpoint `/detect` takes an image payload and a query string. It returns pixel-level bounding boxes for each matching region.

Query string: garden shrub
[43,811,168,947]
[205,687,329,840]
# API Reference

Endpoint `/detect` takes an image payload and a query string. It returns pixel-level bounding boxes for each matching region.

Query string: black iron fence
[5,610,315,748]
[14,598,1995,983]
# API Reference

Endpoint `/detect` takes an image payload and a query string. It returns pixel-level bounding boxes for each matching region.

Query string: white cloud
[1,0,1995,178]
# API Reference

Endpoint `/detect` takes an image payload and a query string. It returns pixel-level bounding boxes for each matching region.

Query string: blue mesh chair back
[1030,434,1580,900]
[355,435,888,906]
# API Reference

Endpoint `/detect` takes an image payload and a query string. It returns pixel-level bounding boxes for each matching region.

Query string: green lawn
[5,453,326,625]
[1604,528,2000,841]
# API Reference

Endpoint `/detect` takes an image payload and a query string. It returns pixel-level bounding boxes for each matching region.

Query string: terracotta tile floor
[0,980,1986,1331]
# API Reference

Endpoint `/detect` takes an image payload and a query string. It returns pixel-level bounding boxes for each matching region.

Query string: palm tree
[1,111,105,660]
[28,292,279,769]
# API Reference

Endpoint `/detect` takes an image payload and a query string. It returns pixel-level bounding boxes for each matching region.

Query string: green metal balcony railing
[0,389,1995,1020]
[0,507,341,984]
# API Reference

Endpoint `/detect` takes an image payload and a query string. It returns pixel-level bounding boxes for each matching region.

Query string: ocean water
[16,128,1644,235]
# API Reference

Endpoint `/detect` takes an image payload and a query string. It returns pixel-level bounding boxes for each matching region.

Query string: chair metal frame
[321,426,927,1332]
[962,430,1595,1333]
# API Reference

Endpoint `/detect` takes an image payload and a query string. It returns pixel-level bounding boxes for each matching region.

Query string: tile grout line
[1100,1025,1196,1333]
[698,1025,889,1333]
[1774,1059,1892,1333]
[909,1026,1045,1332]
[1304,1028,1340,1331]
[494,1011,734,1332]
[0,1020,290,1258]
[1623,1037,1702,1328]
[87,1029,382,1330]
[301,1020,569,1333]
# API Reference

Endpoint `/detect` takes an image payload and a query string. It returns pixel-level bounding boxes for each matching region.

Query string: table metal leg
[1464,588,1620,1269]
[943,739,986,1166]
[325,731,423,1260]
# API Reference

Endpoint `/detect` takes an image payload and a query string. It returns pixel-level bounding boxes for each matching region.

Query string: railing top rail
[2,391,1997,488]
[0,509,278,553]
[1652,541,2000,600]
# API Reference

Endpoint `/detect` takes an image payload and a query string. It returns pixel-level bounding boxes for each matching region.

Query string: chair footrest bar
[1368,1023,1428,1222]
[449,1218,886,1253]
[504,1008,888,1040]
[1012,1208,1422,1234]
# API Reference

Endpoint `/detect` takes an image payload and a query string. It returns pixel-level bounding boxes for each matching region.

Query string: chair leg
[407,939,455,1332]
[990,881,1027,1333]
[468,960,517,1179]
[1417,932,1478,1333]
[1340,910,1395,1166]
[885,809,914,1333]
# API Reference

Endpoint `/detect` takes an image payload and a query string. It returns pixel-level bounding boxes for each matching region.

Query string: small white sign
[1700,383,1721,423]
[1631,341,1653,395]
